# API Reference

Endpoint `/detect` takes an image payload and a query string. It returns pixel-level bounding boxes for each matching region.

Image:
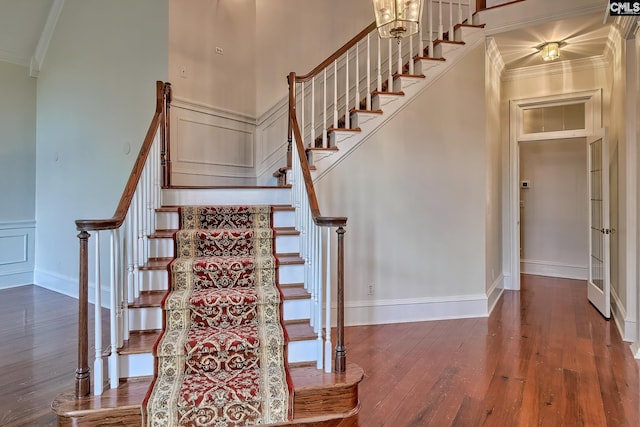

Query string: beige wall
[169,0,256,116]
[316,43,488,324]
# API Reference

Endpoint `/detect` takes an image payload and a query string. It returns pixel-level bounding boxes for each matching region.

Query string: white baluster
[301,82,305,143]
[397,39,402,77]
[94,232,103,395]
[333,60,338,130]
[449,0,454,38]
[377,36,382,92]
[458,0,463,26]
[388,38,393,92]
[345,49,350,129]
[311,77,315,148]
[322,68,327,148]
[419,18,424,57]
[109,230,119,389]
[429,0,434,55]
[366,33,371,110]
[355,42,360,110]
[438,0,444,40]
[409,35,414,74]
[316,225,323,369]
[324,227,332,373]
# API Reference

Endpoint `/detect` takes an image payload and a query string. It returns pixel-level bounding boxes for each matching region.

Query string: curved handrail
[75,81,169,231]
[295,22,377,83]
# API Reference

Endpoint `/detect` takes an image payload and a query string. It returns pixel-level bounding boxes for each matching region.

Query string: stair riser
[120,337,318,378]
[128,297,311,331]
[156,210,295,230]
[149,234,299,258]
[434,42,462,59]
[139,263,305,293]
[162,188,292,206]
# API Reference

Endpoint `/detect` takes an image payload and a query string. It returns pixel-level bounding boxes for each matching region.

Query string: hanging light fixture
[541,42,560,61]
[373,0,424,41]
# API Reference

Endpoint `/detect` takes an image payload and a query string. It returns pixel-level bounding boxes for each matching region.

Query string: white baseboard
[611,287,637,342]
[487,273,505,314]
[520,259,587,280]
[0,220,35,288]
[34,268,110,308]
[340,294,489,327]
[632,342,640,360]
[503,272,516,290]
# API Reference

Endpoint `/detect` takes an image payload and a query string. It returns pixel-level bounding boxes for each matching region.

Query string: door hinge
[600,228,616,235]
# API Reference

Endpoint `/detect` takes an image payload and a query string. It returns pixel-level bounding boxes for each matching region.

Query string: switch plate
[215,47,224,55]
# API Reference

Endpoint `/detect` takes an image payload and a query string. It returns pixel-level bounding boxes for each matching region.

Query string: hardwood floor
[2,276,639,426]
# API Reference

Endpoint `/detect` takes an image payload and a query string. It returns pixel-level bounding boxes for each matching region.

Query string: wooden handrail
[295,22,377,83]
[289,102,346,228]
[75,81,170,232]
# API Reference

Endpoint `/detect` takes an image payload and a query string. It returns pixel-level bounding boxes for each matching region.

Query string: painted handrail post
[76,230,91,397]
[334,225,347,373]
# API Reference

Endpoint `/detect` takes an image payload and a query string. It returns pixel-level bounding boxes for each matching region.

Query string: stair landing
[51,363,364,426]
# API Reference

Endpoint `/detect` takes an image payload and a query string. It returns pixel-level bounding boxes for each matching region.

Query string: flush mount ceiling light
[539,41,563,61]
[373,0,424,41]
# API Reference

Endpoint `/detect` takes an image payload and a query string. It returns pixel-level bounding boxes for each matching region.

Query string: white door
[587,130,611,319]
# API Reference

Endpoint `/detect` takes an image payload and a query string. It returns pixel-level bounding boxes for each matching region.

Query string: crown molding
[502,55,609,82]
[30,0,65,78]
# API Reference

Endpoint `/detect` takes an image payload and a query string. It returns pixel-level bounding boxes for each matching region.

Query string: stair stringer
[309,28,486,184]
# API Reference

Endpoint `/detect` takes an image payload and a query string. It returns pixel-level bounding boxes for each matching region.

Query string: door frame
[507,89,602,291]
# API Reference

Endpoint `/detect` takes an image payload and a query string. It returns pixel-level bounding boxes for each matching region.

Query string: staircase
[51,1,501,425]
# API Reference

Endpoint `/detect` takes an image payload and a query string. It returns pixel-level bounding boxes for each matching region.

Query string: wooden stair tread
[149,227,298,238]
[372,90,405,96]
[140,257,173,270]
[328,127,361,133]
[350,108,383,114]
[119,331,161,355]
[277,253,304,264]
[52,364,364,424]
[158,204,295,212]
[129,291,165,308]
[285,322,316,341]
[454,23,486,30]
[434,39,465,46]
[306,146,339,152]
[281,286,311,300]
[166,185,289,189]
[393,73,426,79]
[415,56,446,62]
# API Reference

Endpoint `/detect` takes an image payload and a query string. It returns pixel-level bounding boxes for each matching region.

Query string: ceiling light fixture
[373,0,424,42]
[541,42,561,61]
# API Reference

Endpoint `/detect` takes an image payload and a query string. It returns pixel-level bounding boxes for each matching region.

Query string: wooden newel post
[334,226,346,373]
[287,72,296,168]
[76,230,91,397]
[161,82,172,188]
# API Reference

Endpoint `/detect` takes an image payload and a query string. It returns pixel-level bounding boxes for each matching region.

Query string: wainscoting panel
[256,98,288,185]
[0,221,35,288]
[170,99,257,186]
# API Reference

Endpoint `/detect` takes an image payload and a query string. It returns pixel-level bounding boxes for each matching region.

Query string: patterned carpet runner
[144,206,290,426]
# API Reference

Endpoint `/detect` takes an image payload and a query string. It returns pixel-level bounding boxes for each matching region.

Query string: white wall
[485,41,503,309]
[34,0,168,297]
[169,0,256,116]
[0,61,36,287]
[316,43,488,326]
[519,139,588,279]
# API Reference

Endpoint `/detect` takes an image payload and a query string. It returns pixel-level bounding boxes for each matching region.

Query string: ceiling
[490,12,612,71]
[0,2,620,76]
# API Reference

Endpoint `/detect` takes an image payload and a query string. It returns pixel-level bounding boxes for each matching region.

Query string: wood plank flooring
[1,275,639,426]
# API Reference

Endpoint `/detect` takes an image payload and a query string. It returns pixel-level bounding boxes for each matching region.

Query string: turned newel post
[334,226,346,373]
[161,82,172,187]
[287,72,296,168]
[76,230,91,397]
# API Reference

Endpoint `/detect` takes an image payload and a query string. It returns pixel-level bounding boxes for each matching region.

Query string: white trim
[34,268,110,308]
[486,37,505,76]
[503,272,515,290]
[520,259,588,280]
[171,97,256,125]
[30,0,65,77]
[502,56,609,82]
[339,294,489,327]
[0,221,36,289]
[0,48,30,67]
[487,273,505,314]
[611,286,637,342]
[508,90,602,292]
